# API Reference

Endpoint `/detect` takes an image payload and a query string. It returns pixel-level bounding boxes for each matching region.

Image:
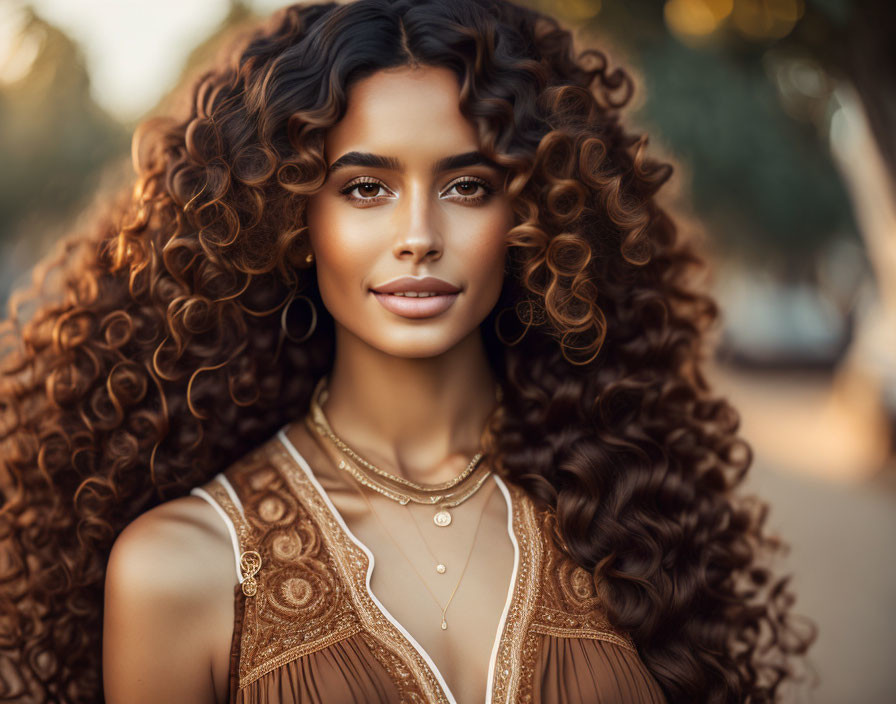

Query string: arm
[102,498,233,704]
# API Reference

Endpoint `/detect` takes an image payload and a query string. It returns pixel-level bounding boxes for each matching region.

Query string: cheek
[462,212,511,295]
[305,199,377,308]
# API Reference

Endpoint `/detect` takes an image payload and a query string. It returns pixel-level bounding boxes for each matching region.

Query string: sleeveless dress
[190,425,668,704]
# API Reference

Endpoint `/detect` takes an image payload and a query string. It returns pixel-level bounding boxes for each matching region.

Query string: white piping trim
[278,426,502,704]
[217,474,246,520]
[484,473,518,704]
[190,482,244,584]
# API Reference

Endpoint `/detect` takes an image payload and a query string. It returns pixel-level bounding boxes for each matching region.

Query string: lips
[371,290,460,319]
[369,275,462,319]
[370,275,461,295]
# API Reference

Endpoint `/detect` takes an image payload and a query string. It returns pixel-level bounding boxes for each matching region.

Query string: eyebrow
[326,150,502,176]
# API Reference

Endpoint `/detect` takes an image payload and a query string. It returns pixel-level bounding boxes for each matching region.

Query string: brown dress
[190,425,668,704]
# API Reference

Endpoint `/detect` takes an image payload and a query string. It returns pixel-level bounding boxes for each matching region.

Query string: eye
[339,177,394,204]
[441,177,495,203]
[337,175,497,206]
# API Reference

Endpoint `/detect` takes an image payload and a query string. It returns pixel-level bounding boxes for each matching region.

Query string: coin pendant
[433,509,452,527]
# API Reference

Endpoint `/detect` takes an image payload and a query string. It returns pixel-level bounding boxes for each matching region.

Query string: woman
[0,0,817,702]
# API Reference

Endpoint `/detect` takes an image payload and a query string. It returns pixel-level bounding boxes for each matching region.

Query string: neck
[318,323,500,485]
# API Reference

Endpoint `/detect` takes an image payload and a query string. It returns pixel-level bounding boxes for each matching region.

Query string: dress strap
[190,473,261,594]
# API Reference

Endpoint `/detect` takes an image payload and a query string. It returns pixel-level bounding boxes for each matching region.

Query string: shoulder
[102,493,237,704]
[105,493,237,600]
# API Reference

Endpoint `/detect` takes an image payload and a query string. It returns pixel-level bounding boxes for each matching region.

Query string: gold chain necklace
[306,420,457,576]
[306,378,495,527]
[304,414,492,528]
[348,454,496,630]
[309,375,493,493]
[306,420,498,629]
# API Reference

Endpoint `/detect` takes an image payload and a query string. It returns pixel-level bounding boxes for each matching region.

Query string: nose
[391,182,443,264]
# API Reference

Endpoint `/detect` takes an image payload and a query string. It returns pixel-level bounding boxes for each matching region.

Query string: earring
[280,292,318,343]
[305,252,314,264]
[493,304,529,347]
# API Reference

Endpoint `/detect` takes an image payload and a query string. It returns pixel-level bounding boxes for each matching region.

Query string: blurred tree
[148,0,258,119]
[0,7,128,300]
[540,0,864,268]
[781,0,896,202]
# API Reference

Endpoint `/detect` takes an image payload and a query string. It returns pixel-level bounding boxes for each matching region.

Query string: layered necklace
[303,375,502,629]
[306,375,499,528]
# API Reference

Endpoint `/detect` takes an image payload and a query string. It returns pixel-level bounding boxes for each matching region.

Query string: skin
[306,64,514,486]
[102,64,515,703]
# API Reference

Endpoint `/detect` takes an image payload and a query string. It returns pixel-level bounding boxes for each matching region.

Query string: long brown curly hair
[0,0,817,701]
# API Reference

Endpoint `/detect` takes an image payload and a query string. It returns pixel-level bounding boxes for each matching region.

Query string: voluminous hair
[0,0,816,701]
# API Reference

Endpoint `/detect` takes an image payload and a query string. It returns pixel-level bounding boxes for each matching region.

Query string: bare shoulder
[103,493,237,704]
[106,493,236,601]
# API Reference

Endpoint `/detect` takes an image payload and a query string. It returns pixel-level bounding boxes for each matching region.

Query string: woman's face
[305,65,514,358]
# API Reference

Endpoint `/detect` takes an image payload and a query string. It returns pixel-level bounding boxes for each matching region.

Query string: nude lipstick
[370,275,461,319]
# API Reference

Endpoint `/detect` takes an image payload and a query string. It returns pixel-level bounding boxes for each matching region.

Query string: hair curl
[0,0,817,701]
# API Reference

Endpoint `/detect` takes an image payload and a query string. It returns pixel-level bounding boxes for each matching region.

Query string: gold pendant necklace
[309,375,489,492]
[314,427,497,631]
[306,377,495,527]
[304,414,492,527]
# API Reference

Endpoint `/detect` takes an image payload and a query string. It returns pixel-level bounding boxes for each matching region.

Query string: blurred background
[0,0,893,701]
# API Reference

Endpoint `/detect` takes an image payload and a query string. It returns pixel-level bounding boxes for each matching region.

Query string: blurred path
[708,361,896,703]
[744,458,896,703]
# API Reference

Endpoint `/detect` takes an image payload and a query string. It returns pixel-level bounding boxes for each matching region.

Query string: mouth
[369,289,460,319]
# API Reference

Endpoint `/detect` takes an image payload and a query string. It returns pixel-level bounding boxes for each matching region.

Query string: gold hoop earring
[493,303,531,347]
[281,292,318,343]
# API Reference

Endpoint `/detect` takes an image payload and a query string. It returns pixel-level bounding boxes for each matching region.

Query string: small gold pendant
[436,563,446,573]
[441,618,448,630]
[433,509,451,527]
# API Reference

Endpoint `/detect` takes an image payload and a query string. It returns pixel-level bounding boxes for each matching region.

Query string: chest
[341,480,517,704]
[209,431,645,704]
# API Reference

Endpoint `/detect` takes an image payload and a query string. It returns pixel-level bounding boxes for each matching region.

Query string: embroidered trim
[269,438,441,702]
[529,621,637,651]
[210,447,362,690]
[239,550,262,596]
[203,479,255,551]
[208,429,644,701]
[487,480,543,704]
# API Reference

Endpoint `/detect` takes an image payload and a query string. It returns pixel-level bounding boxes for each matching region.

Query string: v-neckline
[273,423,539,704]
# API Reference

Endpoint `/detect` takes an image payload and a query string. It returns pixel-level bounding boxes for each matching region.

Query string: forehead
[324,65,481,160]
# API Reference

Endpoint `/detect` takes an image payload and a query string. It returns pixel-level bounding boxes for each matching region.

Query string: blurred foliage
[636,31,854,264]
[537,0,864,266]
[0,9,128,259]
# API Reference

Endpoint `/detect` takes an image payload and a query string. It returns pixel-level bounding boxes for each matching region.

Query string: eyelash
[338,176,495,205]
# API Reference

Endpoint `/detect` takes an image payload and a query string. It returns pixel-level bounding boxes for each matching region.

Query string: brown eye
[442,177,494,202]
[339,178,393,202]
[357,183,382,197]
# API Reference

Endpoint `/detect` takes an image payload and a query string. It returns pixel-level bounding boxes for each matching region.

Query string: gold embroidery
[488,480,543,704]
[239,550,261,597]
[269,439,438,703]
[203,431,646,701]
[531,507,637,651]
[203,445,363,690]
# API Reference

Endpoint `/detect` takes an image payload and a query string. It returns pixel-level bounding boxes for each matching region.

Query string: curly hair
[0,0,817,701]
